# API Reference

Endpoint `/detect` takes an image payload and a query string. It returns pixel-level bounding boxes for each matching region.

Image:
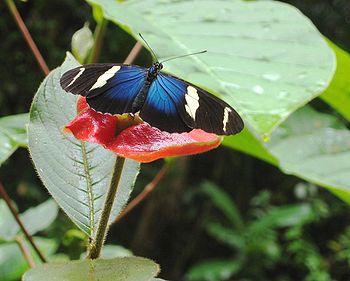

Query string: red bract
[65,97,222,163]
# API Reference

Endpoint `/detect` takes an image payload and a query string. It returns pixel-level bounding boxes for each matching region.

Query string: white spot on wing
[223,107,232,132]
[67,67,85,87]
[90,65,121,90]
[185,86,200,119]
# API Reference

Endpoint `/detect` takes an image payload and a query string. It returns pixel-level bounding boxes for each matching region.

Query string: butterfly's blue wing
[60,64,147,114]
[139,73,192,133]
[140,73,243,135]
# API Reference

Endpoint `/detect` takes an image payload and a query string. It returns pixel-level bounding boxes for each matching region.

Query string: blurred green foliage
[186,182,340,281]
[0,0,350,280]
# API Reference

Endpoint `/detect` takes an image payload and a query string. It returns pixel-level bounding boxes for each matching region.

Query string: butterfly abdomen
[131,80,152,113]
[131,66,161,113]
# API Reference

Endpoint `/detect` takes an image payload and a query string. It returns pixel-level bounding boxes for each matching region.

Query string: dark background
[1,1,350,280]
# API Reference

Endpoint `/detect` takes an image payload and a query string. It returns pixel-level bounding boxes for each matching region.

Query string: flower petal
[65,107,117,145]
[65,97,222,163]
[107,124,222,162]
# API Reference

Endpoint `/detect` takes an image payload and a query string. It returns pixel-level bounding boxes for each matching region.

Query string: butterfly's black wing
[61,64,244,135]
[140,72,244,135]
[60,64,147,114]
[180,79,244,135]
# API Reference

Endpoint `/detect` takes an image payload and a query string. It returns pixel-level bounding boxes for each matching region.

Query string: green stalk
[87,156,126,259]
[88,18,108,63]
[86,37,143,259]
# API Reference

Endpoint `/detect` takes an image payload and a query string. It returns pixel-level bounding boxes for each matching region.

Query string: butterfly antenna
[160,50,207,64]
[139,33,159,61]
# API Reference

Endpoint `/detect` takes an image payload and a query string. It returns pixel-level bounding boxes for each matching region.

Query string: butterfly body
[60,61,244,135]
[130,62,163,113]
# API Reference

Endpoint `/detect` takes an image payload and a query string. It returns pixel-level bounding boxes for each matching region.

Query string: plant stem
[5,0,49,75]
[113,163,169,224]
[86,40,143,259]
[0,182,47,263]
[15,237,36,268]
[87,156,126,259]
[88,18,108,63]
[124,42,143,64]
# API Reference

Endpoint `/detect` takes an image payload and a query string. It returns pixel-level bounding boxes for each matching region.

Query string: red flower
[65,97,222,163]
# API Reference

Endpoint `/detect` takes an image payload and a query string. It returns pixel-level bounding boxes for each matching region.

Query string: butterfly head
[152,62,163,72]
[148,62,163,80]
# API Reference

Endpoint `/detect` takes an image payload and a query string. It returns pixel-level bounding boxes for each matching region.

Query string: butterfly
[60,55,244,136]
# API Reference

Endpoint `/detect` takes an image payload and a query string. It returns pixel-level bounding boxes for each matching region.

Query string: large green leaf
[0,237,57,281]
[223,127,277,165]
[321,41,350,122]
[0,113,28,166]
[85,0,349,202]
[23,257,160,281]
[87,0,335,136]
[0,199,58,241]
[28,53,140,236]
[266,107,350,203]
[226,106,350,204]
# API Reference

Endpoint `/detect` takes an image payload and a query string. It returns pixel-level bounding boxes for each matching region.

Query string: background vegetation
[0,0,350,280]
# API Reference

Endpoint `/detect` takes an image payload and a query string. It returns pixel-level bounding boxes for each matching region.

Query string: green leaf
[0,199,58,241]
[0,113,28,166]
[267,107,350,203]
[87,0,335,136]
[28,53,140,236]
[0,114,28,146]
[80,244,133,259]
[0,200,18,241]
[205,222,245,250]
[186,259,242,281]
[222,128,277,165]
[226,106,350,204]
[97,245,133,259]
[71,23,94,64]
[92,4,104,24]
[0,237,57,281]
[201,182,243,229]
[23,257,160,281]
[20,199,58,236]
[248,204,313,232]
[321,41,350,122]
